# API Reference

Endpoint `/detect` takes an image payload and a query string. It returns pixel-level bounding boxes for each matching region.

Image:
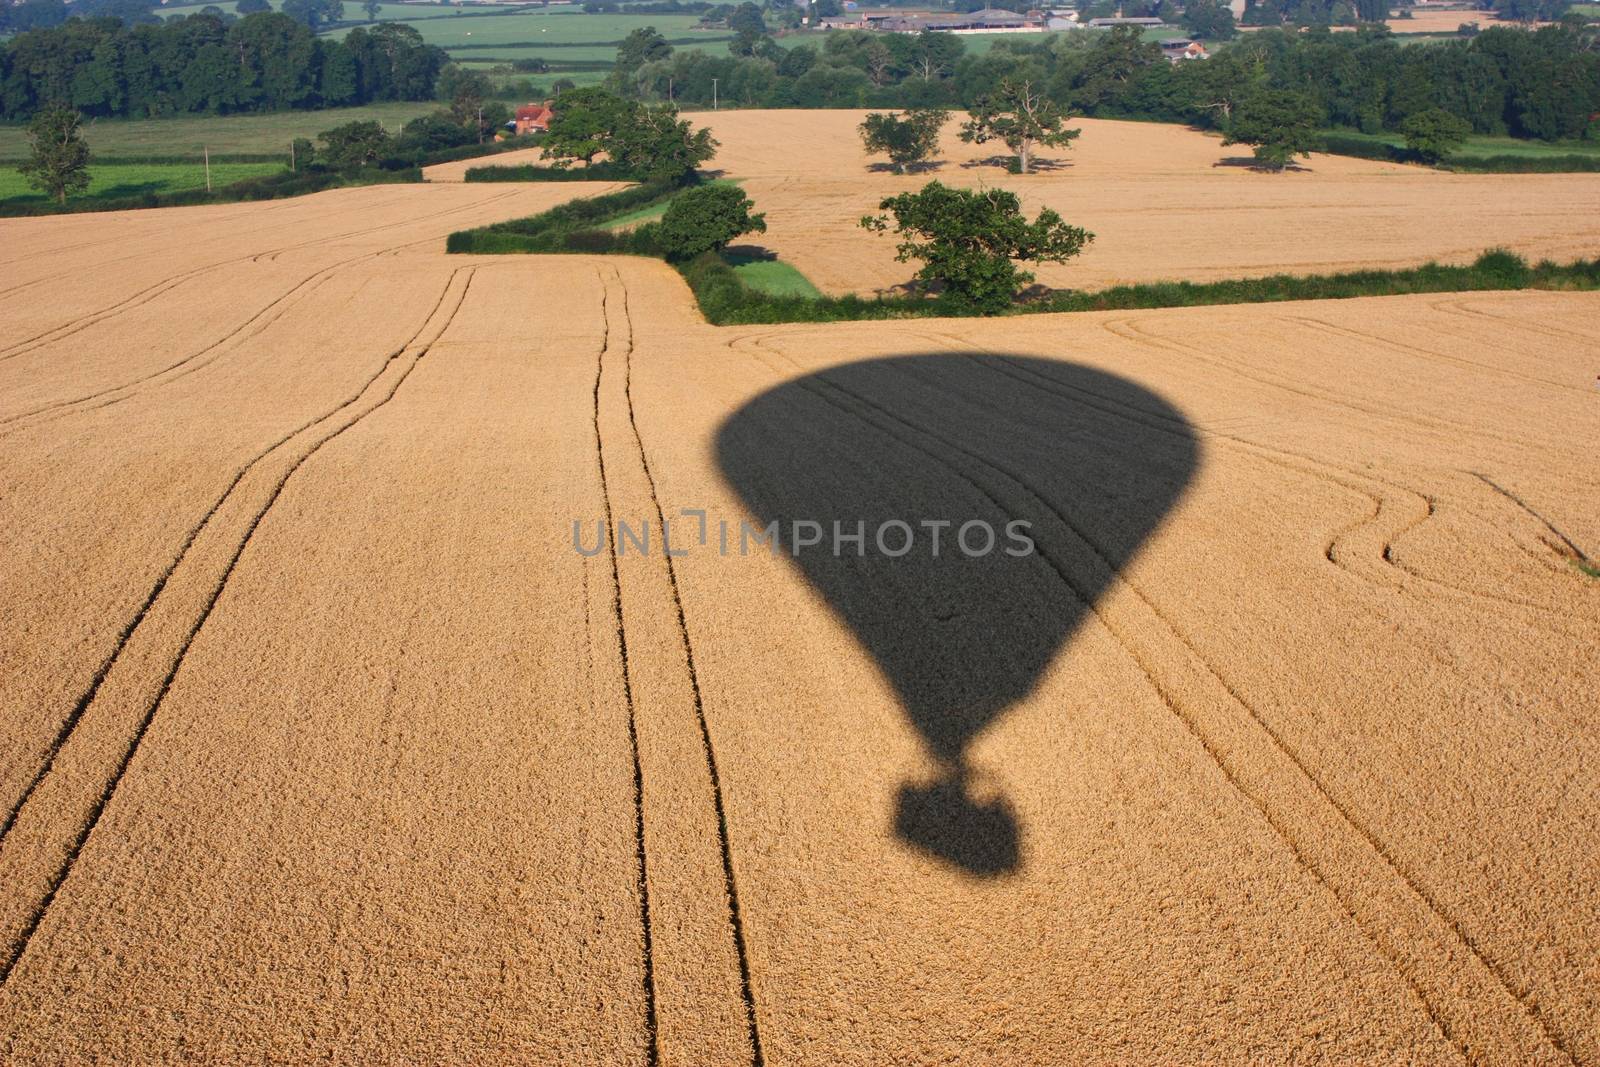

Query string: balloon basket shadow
[894,772,1020,878]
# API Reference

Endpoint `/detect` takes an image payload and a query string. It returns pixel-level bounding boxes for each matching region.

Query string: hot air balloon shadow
[715,353,1199,877]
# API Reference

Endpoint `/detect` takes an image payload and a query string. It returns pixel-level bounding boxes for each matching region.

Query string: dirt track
[1,175,1597,1064]
[684,111,1600,295]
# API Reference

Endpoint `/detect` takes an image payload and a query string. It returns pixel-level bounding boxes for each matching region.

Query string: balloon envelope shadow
[715,353,1198,877]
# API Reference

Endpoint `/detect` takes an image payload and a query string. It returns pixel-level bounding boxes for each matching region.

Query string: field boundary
[444,186,1600,323]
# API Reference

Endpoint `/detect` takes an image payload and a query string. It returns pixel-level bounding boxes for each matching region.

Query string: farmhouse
[512,102,555,135]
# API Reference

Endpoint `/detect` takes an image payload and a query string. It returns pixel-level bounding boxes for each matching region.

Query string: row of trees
[605,19,1598,145]
[858,82,1082,175]
[1243,0,1573,27]
[860,85,1477,175]
[0,12,447,119]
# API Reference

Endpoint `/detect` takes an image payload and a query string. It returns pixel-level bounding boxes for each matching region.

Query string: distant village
[812,7,1212,61]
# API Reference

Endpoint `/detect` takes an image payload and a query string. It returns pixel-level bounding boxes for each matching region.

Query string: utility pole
[204,146,211,192]
[289,139,295,172]
[668,75,673,103]
[712,77,719,109]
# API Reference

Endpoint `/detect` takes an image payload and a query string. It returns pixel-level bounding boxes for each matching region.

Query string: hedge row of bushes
[0,135,553,217]
[678,253,921,325]
[461,161,643,183]
[1316,133,1600,173]
[0,164,420,218]
[1032,251,1600,313]
[444,180,681,252]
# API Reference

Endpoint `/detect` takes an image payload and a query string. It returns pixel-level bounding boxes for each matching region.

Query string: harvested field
[1,175,1598,1064]
[689,111,1600,295]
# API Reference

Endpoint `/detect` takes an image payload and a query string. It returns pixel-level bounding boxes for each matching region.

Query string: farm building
[1086,15,1168,26]
[1160,39,1209,61]
[512,103,555,136]
[837,7,1051,33]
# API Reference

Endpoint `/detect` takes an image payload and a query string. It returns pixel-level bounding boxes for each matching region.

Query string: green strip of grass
[726,256,824,300]
[600,178,740,229]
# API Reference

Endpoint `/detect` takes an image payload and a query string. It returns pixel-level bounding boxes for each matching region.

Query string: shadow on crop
[715,354,1198,877]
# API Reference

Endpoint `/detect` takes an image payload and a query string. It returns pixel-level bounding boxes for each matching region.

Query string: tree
[858,108,949,173]
[1067,24,1162,109]
[237,0,271,11]
[1221,89,1321,170]
[729,27,766,57]
[616,26,672,75]
[364,0,381,20]
[654,183,766,259]
[1182,0,1238,39]
[1494,0,1569,21]
[959,78,1080,174]
[608,103,718,180]
[19,106,91,205]
[895,29,965,82]
[727,1,765,35]
[317,119,392,166]
[1401,106,1471,163]
[282,0,343,30]
[860,181,1093,313]
[541,86,637,165]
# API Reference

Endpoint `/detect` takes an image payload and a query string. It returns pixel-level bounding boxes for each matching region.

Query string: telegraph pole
[712,77,719,110]
[204,146,211,192]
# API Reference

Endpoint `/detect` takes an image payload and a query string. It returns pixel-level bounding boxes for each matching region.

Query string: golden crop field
[678,111,1600,295]
[1,129,1598,1064]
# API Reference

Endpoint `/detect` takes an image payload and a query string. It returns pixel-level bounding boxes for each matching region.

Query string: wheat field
[1,156,1597,1064]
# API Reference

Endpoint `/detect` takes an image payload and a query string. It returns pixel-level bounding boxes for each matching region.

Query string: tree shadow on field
[1212,156,1313,173]
[960,154,1074,172]
[715,354,1198,877]
[866,161,949,174]
[723,243,777,263]
[96,181,166,198]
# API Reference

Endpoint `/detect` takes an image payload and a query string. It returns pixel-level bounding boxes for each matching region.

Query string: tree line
[0,11,447,120]
[608,17,1599,143]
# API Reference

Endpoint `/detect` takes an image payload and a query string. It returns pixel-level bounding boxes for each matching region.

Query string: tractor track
[0,267,475,983]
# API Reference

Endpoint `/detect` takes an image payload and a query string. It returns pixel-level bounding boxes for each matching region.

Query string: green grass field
[158,0,454,19]
[726,255,824,299]
[322,10,716,47]
[0,160,285,204]
[0,102,440,159]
